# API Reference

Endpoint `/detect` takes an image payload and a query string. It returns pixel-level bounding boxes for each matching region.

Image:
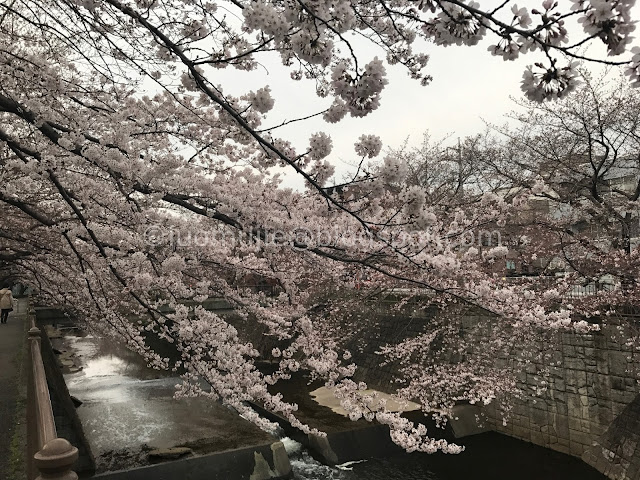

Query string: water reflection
[284,432,606,480]
[58,332,608,479]
[58,332,274,472]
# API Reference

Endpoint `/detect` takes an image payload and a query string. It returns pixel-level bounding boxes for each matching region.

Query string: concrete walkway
[0,298,28,480]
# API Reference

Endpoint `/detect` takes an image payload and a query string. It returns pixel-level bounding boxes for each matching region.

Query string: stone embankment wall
[337,300,640,480]
[345,301,441,390]
[481,318,640,479]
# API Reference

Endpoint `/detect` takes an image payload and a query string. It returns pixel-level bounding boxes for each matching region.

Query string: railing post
[28,326,40,343]
[28,297,36,329]
[28,320,79,480]
[28,326,56,455]
[34,438,78,480]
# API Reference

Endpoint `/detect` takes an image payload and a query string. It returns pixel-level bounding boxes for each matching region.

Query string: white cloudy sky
[207,2,640,189]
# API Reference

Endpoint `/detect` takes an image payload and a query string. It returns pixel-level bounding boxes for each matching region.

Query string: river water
[57,330,606,479]
[283,434,606,480]
[56,332,275,471]
[283,433,606,480]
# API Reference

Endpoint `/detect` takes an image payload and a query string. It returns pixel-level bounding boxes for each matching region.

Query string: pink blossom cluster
[1,0,639,456]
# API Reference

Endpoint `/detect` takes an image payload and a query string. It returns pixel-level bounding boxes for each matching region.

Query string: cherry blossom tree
[478,70,640,307]
[0,0,639,453]
[379,72,640,427]
[388,132,511,204]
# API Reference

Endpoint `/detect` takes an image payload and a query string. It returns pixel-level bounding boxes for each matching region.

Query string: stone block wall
[346,302,440,390]
[583,395,640,480]
[484,323,640,460]
[342,301,640,480]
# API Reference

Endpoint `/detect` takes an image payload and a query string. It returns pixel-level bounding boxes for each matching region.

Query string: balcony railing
[26,299,79,480]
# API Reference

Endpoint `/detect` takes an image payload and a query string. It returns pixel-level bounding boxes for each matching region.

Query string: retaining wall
[339,300,640,480]
[91,441,291,480]
[482,319,640,480]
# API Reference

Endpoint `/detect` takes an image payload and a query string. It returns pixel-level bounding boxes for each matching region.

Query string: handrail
[29,326,57,449]
[27,298,79,480]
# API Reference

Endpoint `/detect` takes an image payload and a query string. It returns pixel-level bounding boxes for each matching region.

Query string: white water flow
[59,332,274,466]
[281,437,359,480]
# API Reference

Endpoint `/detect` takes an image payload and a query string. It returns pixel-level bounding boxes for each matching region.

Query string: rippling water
[282,434,607,480]
[59,332,607,480]
[59,332,275,468]
[282,438,358,480]
[283,436,438,480]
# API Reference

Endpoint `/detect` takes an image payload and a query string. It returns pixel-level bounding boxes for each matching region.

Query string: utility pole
[457,137,463,197]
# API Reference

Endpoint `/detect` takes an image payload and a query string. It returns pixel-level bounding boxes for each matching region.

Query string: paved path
[0,298,28,480]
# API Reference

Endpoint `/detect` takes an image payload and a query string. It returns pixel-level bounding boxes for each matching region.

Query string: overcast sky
[208,2,640,189]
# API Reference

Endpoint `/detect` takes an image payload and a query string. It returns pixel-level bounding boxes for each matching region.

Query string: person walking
[0,286,13,324]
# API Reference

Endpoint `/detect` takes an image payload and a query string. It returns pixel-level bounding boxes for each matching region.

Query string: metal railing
[26,299,79,480]
[504,275,615,299]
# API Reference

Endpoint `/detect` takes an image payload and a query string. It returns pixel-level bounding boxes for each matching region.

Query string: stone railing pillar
[28,313,79,480]
[28,297,36,329]
[34,438,78,480]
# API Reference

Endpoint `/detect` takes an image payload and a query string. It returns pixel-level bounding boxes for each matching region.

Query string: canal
[284,433,606,480]
[54,328,606,479]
